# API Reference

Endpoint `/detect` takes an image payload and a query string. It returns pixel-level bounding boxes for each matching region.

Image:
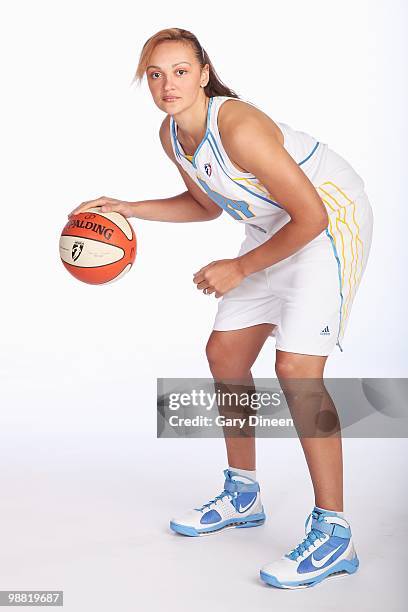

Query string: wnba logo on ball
[72,241,84,262]
[204,163,212,177]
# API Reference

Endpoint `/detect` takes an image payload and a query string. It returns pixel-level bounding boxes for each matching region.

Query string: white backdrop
[0,2,407,610]
[1,0,406,436]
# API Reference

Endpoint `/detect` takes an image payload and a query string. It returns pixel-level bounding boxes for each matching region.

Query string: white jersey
[169,95,363,234]
[169,95,373,355]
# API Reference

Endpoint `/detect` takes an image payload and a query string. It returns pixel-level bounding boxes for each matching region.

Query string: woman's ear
[201,65,209,87]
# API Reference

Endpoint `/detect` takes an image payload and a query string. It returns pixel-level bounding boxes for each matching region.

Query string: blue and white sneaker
[260,507,359,589]
[170,469,266,536]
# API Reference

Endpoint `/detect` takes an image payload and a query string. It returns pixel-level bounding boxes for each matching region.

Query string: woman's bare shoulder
[217,98,284,146]
[159,114,176,161]
[159,115,172,145]
[159,114,171,138]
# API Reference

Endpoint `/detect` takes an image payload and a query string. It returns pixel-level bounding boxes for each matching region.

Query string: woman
[69,28,373,589]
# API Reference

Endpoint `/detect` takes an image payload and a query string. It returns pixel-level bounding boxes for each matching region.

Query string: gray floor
[0,433,406,611]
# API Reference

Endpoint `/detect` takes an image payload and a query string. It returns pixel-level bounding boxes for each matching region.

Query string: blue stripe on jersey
[171,99,320,212]
[325,227,344,347]
[171,97,214,165]
[299,141,320,165]
[208,130,257,179]
[171,119,184,161]
[190,97,214,166]
[206,132,284,209]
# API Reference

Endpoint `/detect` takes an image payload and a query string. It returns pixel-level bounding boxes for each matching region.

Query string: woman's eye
[150,69,187,79]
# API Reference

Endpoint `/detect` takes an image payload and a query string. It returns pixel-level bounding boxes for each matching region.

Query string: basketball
[59,207,136,284]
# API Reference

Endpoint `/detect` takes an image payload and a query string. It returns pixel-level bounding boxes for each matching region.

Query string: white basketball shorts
[213,184,374,356]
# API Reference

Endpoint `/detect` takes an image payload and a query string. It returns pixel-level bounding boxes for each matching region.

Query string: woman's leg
[275,350,343,511]
[260,350,359,587]
[206,323,275,470]
[169,323,275,536]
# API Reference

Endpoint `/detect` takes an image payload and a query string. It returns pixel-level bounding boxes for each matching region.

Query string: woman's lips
[163,97,179,102]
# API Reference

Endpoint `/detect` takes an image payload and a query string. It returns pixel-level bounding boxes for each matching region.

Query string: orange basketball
[59,207,136,284]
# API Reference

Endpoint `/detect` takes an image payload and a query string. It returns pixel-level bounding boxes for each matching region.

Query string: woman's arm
[127,117,223,221]
[220,106,329,276]
[122,115,224,221]
[193,105,330,297]
[68,116,223,222]
[130,191,221,222]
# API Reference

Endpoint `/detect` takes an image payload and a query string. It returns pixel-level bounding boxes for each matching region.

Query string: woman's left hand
[193,258,246,298]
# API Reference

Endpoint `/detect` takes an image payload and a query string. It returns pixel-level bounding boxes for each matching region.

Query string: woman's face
[146,41,208,113]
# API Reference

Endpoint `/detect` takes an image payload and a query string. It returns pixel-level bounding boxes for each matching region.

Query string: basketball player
[69,28,373,589]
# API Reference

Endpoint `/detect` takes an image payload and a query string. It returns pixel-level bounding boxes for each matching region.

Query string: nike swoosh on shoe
[311,544,344,568]
[237,498,256,513]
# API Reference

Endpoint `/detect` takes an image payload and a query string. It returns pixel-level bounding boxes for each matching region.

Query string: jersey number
[197,178,255,221]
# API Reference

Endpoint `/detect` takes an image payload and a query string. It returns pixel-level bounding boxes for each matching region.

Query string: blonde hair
[132,27,240,99]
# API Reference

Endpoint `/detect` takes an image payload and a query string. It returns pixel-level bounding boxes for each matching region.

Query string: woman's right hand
[67,196,135,219]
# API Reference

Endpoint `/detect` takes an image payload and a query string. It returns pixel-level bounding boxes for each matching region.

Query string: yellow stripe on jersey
[317,181,364,341]
[318,196,347,339]
[320,182,364,327]
[233,177,271,196]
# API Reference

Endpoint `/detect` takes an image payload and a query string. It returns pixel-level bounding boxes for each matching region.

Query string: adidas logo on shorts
[320,326,330,336]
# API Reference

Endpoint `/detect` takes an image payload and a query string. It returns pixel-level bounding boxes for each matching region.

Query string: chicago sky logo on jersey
[204,163,212,177]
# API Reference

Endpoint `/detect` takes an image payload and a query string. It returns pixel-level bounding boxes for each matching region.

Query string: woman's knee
[205,334,250,379]
[275,351,328,379]
[275,356,299,379]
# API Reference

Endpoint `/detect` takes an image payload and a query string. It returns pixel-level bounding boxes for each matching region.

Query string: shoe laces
[195,490,235,512]
[285,510,327,561]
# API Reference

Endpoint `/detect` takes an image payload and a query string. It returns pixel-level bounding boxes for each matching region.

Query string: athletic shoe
[170,469,266,536]
[260,506,359,589]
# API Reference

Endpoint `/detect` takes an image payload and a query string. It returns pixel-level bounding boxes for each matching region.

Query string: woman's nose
[163,75,177,89]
